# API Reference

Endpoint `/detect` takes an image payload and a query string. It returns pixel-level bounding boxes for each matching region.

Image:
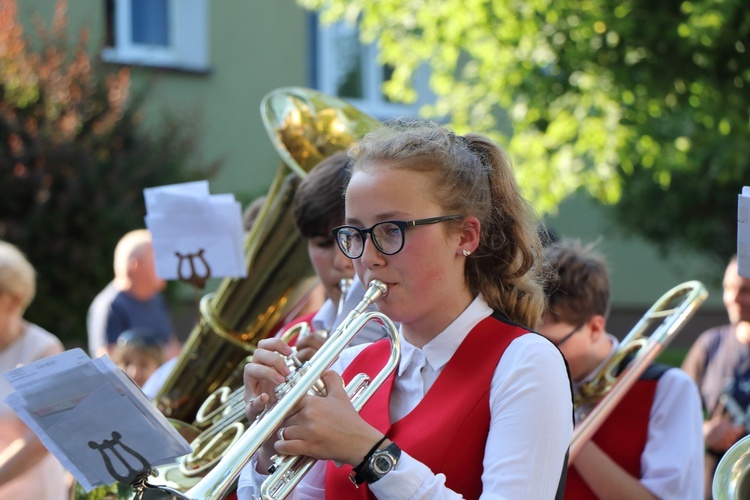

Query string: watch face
[372,453,395,475]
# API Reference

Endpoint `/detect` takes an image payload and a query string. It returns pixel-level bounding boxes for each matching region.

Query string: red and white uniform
[238,295,573,499]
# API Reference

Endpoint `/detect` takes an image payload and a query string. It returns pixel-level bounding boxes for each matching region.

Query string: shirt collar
[573,333,618,391]
[397,295,493,376]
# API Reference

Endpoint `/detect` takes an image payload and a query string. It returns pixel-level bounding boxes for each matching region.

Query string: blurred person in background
[111,327,166,392]
[87,229,181,359]
[682,255,750,499]
[0,240,67,499]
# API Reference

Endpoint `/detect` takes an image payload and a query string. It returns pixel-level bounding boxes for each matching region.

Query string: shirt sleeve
[369,334,574,499]
[640,368,705,500]
[681,330,710,389]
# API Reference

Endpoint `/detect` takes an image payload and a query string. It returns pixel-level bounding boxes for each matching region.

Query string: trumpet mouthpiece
[368,279,389,299]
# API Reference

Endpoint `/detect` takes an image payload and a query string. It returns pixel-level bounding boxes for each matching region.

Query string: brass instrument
[179,277,355,479]
[570,280,708,461]
[154,88,378,426]
[713,434,750,499]
[139,279,400,500]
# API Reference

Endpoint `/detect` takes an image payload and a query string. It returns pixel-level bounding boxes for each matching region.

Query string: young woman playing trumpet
[238,119,573,499]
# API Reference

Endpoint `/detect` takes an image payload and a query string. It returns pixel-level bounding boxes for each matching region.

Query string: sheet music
[739,186,750,278]
[2,349,192,492]
[144,180,247,281]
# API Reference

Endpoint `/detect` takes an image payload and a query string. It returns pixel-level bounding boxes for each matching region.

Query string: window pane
[382,64,395,103]
[332,28,363,99]
[131,0,169,46]
[104,0,115,47]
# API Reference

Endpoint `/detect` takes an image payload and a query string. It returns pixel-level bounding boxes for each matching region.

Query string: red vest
[325,314,528,500]
[564,375,661,499]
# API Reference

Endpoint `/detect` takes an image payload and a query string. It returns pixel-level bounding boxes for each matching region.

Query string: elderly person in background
[87,229,180,359]
[0,240,67,499]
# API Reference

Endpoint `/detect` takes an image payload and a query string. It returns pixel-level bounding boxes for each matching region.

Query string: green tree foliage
[300,0,749,266]
[0,0,219,346]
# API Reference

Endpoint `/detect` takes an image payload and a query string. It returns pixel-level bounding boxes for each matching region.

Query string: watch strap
[350,441,401,486]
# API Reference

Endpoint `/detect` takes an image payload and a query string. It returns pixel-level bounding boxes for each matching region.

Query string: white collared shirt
[238,295,573,499]
[575,334,704,499]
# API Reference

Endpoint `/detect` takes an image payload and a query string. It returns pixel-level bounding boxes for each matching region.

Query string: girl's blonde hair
[349,119,547,329]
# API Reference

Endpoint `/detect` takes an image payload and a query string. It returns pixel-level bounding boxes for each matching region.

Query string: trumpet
[139,279,400,499]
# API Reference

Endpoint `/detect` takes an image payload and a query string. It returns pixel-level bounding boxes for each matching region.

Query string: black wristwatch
[350,442,401,486]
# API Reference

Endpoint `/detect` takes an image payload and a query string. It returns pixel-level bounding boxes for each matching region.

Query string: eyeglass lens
[337,222,404,258]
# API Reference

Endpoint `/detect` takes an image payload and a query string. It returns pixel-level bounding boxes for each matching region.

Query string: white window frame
[315,18,432,120]
[101,0,209,72]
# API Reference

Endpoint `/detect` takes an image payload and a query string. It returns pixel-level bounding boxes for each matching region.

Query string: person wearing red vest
[277,151,387,362]
[539,239,704,499]
[238,119,573,499]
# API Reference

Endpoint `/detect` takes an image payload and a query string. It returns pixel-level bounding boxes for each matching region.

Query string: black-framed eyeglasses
[553,322,585,347]
[332,215,464,259]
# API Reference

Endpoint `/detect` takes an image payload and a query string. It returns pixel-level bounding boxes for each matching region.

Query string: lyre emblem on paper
[175,248,211,289]
[88,431,151,484]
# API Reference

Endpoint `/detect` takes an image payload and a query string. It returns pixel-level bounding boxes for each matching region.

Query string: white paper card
[144,181,247,281]
[739,187,750,278]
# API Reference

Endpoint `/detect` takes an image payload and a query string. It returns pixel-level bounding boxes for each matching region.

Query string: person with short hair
[283,150,388,362]
[539,239,704,499]
[682,255,750,499]
[0,240,67,499]
[87,229,180,359]
[111,328,166,388]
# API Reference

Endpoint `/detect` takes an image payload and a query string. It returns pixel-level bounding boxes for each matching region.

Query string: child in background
[111,328,166,388]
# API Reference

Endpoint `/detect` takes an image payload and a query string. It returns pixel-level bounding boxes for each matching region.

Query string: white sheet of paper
[144,181,246,281]
[739,187,750,278]
[2,349,192,492]
[144,180,210,214]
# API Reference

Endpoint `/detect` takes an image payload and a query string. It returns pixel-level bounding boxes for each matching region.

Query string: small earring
[462,249,471,257]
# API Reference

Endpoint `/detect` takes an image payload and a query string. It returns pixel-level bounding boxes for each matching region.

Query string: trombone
[570,280,708,460]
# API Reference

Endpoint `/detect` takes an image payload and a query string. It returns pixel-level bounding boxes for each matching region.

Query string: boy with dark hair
[285,151,384,361]
[540,239,704,499]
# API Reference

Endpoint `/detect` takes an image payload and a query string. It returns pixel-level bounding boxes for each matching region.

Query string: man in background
[87,229,181,359]
[682,255,750,499]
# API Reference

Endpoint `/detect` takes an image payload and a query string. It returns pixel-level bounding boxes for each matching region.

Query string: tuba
[153,87,378,426]
[569,280,708,460]
[713,434,750,499]
[137,279,401,500]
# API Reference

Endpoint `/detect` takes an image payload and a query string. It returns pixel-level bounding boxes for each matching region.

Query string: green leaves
[299,0,749,264]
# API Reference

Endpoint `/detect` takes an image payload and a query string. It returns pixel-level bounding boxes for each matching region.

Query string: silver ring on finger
[278,427,286,441]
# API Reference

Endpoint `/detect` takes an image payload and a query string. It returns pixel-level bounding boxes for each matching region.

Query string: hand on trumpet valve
[243,338,294,421]
[269,370,385,466]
